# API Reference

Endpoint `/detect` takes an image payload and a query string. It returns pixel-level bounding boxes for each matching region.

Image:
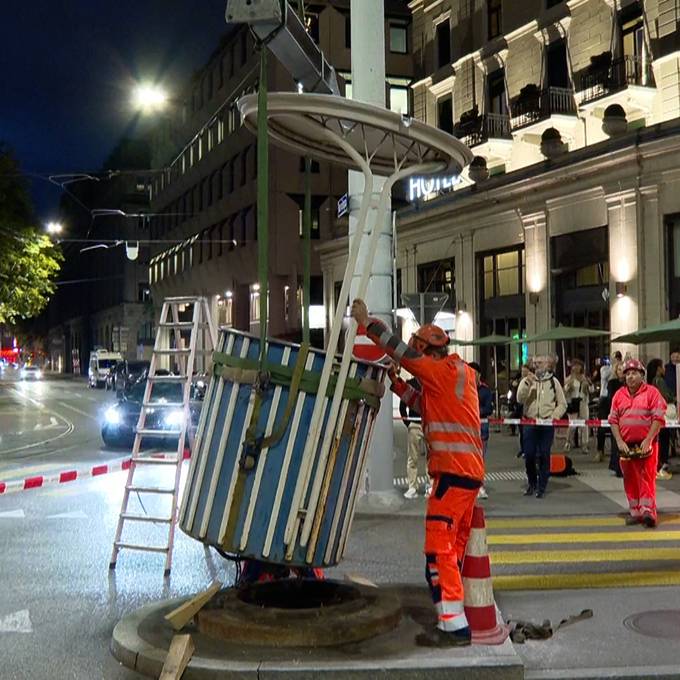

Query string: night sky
[1,0,230,220]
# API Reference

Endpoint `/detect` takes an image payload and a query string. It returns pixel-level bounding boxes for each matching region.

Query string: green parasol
[515,325,610,379]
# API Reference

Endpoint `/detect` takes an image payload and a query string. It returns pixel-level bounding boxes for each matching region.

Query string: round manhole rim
[623,609,680,640]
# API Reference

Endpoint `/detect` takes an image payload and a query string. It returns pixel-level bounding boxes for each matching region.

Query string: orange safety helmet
[412,323,449,348]
[622,358,645,374]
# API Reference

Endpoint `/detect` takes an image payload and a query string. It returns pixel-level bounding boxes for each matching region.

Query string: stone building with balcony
[147,1,413,345]
[319,0,680,390]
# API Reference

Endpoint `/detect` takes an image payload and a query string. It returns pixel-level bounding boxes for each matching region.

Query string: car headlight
[105,407,122,425]
[164,409,184,428]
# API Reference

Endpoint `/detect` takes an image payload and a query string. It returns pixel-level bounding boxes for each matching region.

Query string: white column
[521,210,552,356]
[349,0,398,507]
[607,191,639,358]
[453,233,475,362]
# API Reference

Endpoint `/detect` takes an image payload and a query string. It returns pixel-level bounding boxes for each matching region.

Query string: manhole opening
[237,579,361,610]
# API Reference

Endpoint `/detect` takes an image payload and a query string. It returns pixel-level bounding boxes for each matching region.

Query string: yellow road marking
[493,570,680,591]
[490,547,680,565]
[487,515,680,530]
[488,531,680,545]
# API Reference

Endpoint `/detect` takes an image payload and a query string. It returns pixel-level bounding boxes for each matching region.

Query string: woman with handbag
[646,359,675,481]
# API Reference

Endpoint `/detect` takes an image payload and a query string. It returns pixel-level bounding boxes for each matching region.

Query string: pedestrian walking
[517,355,567,498]
[468,361,493,500]
[351,298,483,648]
[395,371,430,499]
[605,362,625,477]
[646,359,675,481]
[564,358,590,452]
[609,359,667,528]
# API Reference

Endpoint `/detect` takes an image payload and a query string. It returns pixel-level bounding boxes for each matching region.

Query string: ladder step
[133,456,181,465]
[142,402,184,409]
[158,321,210,328]
[148,375,188,383]
[127,485,176,494]
[154,348,191,354]
[136,428,183,437]
[120,513,173,524]
[115,541,169,554]
[164,296,203,302]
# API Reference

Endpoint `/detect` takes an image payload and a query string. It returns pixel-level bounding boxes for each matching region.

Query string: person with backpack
[517,355,568,498]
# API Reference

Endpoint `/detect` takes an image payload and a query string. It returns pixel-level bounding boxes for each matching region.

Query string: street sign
[401,292,450,325]
[337,193,348,218]
[352,324,386,363]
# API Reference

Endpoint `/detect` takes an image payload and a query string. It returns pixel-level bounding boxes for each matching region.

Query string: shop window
[482,248,523,299]
[418,258,455,297]
[298,207,320,239]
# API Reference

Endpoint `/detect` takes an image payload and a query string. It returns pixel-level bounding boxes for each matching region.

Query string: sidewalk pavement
[343,424,680,679]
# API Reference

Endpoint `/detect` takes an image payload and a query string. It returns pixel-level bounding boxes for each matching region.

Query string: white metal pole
[349,0,398,508]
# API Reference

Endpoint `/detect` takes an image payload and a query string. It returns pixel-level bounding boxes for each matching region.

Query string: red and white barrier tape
[0,450,191,495]
[393,415,680,429]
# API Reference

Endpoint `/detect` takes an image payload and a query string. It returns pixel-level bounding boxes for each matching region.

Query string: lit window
[389,85,409,114]
[250,289,260,322]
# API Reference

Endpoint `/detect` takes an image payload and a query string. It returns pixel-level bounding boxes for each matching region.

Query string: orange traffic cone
[462,505,509,645]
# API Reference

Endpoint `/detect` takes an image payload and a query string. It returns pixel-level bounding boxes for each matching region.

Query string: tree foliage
[0,146,63,323]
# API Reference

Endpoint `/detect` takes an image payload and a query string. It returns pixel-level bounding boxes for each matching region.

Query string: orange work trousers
[424,474,479,632]
[620,442,658,521]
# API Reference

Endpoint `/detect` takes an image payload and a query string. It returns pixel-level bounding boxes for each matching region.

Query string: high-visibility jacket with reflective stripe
[609,383,666,443]
[367,318,484,482]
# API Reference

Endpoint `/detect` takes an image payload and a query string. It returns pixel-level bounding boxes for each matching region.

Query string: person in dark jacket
[605,363,625,477]
[469,362,493,499]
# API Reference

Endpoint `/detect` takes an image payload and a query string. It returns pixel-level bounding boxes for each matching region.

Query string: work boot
[642,514,657,528]
[416,626,472,647]
[403,488,417,500]
[625,515,639,526]
[535,490,545,499]
[523,486,535,497]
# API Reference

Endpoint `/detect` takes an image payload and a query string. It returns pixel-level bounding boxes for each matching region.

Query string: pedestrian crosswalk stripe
[493,570,680,591]
[489,530,680,545]
[491,547,680,565]
[487,515,680,529]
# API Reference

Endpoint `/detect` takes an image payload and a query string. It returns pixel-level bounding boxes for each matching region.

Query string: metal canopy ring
[238,92,473,176]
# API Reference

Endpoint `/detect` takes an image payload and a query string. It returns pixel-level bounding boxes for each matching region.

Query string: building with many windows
[147,1,413,344]
[319,0,680,390]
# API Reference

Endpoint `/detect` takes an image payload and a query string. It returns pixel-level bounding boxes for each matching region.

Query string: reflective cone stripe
[462,505,510,645]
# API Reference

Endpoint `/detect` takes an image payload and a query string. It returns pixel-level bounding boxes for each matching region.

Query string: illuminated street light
[46,221,63,235]
[131,82,169,114]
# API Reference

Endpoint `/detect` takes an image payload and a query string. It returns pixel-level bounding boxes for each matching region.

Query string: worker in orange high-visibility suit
[351,299,484,648]
[609,358,667,528]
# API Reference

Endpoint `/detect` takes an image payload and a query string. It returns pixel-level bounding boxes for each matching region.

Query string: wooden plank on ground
[164,580,221,631]
[159,634,194,680]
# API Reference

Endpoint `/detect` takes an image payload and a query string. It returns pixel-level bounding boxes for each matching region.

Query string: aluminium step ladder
[109,296,217,576]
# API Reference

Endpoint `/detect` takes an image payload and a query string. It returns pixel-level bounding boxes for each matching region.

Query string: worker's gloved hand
[350,299,369,327]
[387,360,400,383]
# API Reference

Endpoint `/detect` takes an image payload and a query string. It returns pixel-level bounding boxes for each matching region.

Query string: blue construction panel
[179,328,384,567]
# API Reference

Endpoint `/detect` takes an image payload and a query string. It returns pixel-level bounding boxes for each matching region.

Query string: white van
[88,349,123,388]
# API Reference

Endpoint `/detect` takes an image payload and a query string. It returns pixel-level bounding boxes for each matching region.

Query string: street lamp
[46,221,63,235]
[131,82,169,114]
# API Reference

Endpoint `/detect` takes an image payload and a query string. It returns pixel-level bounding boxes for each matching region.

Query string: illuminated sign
[408,175,462,202]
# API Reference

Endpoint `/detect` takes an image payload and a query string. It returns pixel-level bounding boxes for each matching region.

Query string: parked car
[105,360,150,395]
[100,377,203,449]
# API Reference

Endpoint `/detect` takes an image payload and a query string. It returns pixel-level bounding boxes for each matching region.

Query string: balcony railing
[511,86,576,129]
[578,55,655,105]
[457,112,512,148]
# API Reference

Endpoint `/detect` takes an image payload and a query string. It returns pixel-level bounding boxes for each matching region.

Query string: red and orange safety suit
[366,318,484,634]
[609,383,666,521]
